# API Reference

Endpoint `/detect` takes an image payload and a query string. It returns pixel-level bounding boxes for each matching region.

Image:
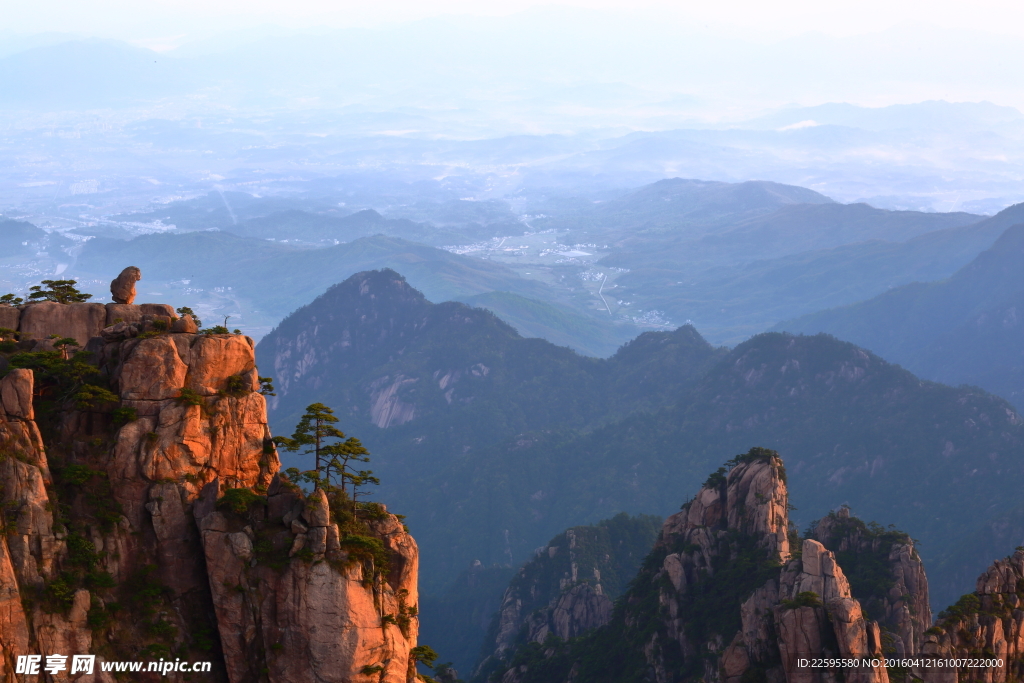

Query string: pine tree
[274,403,372,492]
[52,336,80,360]
[27,280,92,304]
[324,437,371,494]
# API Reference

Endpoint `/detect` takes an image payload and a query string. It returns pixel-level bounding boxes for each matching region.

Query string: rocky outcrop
[813,506,932,656]
[0,535,31,679]
[104,302,176,327]
[0,307,18,332]
[172,315,199,334]
[472,515,661,680]
[644,450,882,683]
[0,369,46,679]
[659,449,791,563]
[490,537,615,656]
[0,300,178,348]
[197,479,419,683]
[19,302,107,345]
[110,266,141,304]
[919,549,1024,683]
[94,331,275,521]
[0,299,421,682]
[480,449,892,683]
[487,561,606,655]
[0,368,89,683]
[767,540,889,683]
[528,583,611,642]
[369,376,418,429]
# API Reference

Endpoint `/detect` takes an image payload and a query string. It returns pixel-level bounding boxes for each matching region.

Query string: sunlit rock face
[0,300,421,682]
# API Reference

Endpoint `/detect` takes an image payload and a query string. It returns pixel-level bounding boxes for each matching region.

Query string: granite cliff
[479,448,930,683]
[919,549,1024,683]
[475,449,1024,683]
[811,507,932,657]
[470,515,660,679]
[0,277,420,682]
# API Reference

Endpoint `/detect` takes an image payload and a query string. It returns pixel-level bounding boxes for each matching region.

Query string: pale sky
[6,0,1024,46]
[4,0,1024,116]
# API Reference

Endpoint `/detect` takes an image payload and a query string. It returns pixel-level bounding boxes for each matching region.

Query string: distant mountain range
[3,30,1024,211]
[257,269,1024,619]
[67,177,1013,352]
[536,178,835,239]
[533,177,996,342]
[607,200,980,267]
[777,203,1024,409]
[746,99,1024,132]
[113,191,520,247]
[4,25,1024,130]
[75,229,554,312]
[607,200,1013,342]
[554,178,980,267]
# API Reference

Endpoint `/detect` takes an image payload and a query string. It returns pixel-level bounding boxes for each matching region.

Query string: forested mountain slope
[259,268,725,440]
[258,270,1024,614]
[778,205,1024,409]
[539,178,835,239]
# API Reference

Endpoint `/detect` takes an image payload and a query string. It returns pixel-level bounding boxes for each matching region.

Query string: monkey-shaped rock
[110,266,142,304]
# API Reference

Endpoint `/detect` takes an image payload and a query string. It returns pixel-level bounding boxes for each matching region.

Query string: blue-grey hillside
[537,178,835,239]
[64,176,998,350]
[69,226,640,355]
[612,203,1006,343]
[258,270,1024,616]
[603,200,981,268]
[111,191,521,247]
[0,218,48,256]
[424,513,661,677]
[73,230,622,346]
[776,203,1024,409]
[530,177,988,343]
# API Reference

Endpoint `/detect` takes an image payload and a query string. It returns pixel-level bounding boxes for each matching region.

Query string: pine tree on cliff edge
[274,402,371,493]
[28,279,92,304]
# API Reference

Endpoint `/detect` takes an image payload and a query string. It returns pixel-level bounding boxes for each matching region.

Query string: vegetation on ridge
[2,279,93,305]
[274,402,376,498]
[811,508,916,621]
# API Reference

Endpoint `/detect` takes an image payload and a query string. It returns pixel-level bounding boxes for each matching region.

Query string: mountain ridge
[775,205,1024,408]
[257,270,1024,616]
